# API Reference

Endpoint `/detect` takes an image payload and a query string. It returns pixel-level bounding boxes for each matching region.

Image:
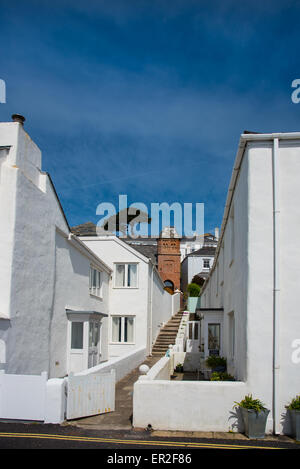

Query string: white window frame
[110,315,135,344]
[203,258,210,269]
[89,266,103,298]
[114,263,139,288]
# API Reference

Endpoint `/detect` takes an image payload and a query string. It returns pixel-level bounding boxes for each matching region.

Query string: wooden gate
[66,369,115,420]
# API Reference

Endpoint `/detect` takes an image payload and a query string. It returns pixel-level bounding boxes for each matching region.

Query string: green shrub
[210,372,235,381]
[187,283,201,297]
[205,355,227,369]
[234,394,267,412]
[286,395,300,410]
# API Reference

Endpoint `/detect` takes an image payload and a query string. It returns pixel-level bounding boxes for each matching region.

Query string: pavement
[62,356,297,446]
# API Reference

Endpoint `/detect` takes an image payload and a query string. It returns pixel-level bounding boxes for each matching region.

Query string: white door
[186,321,200,352]
[206,322,221,357]
[88,320,101,368]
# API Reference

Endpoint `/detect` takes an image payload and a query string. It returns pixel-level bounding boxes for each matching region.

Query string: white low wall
[76,346,147,383]
[133,380,254,432]
[173,352,204,372]
[141,356,171,381]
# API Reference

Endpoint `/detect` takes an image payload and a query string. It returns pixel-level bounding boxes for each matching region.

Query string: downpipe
[272,137,280,434]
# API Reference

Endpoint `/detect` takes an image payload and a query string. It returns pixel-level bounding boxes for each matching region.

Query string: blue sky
[1,0,300,235]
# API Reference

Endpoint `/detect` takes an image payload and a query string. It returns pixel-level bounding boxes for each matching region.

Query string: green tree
[187,283,201,297]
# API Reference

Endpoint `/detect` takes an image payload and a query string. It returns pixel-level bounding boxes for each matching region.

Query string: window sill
[90,293,103,301]
[109,342,135,345]
[113,287,139,290]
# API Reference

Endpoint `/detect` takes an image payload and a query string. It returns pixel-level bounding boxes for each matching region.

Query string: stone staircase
[151,311,184,356]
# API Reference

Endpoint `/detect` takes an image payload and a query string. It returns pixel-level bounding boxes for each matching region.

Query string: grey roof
[187,246,216,257]
[125,243,158,265]
[66,309,108,317]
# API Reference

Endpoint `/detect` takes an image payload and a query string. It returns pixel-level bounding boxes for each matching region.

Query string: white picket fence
[66,369,115,420]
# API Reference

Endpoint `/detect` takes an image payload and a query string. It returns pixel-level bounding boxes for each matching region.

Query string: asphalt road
[0,422,298,453]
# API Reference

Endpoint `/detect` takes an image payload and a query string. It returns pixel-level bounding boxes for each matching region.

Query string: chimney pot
[12,114,25,126]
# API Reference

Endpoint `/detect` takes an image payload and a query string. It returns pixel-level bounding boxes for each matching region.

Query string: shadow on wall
[281,409,292,436]
[229,407,245,433]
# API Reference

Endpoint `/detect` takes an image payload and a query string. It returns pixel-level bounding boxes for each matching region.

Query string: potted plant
[286,395,300,441]
[175,363,183,373]
[205,356,227,371]
[234,394,270,439]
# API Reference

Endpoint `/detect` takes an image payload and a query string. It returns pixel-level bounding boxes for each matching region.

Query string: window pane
[71,322,83,349]
[89,321,94,347]
[115,265,125,287]
[128,264,137,287]
[208,324,220,350]
[189,323,193,339]
[112,317,121,342]
[194,323,199,340]
[94,322,100,347]
[124,317,134,342]
[89,268,92,289]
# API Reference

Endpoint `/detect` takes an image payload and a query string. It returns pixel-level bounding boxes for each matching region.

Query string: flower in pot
[286,395,300,441]
[175,363,183,373]
[234,394,270,439]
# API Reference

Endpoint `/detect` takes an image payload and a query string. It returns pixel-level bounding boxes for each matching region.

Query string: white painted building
[180,230,218,261]
[181,244,216,294]
[200,131,300,434]
[78,235,180,357]
[0,117,112,378]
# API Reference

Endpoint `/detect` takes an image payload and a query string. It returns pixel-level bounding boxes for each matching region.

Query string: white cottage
[75,233,180,357]
[0,116,112,378]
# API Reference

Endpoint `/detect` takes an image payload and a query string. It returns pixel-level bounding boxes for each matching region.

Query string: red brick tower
[157,227,181,292]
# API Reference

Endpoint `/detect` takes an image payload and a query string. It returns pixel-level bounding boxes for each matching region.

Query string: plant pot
[289,410,300,441]
[240,408,270,439]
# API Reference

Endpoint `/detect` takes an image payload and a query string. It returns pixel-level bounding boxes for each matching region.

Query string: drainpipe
[272,137,280,434]
[148,264,154,356]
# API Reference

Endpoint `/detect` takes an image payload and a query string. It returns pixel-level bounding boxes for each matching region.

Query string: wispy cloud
[1,0,299,231]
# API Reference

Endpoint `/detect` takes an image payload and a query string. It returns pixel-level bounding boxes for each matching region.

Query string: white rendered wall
[49,231,110,378]
[150,268,177,346]
[82,237,150,357]
[201,138,300,434]
[0,122,111,377]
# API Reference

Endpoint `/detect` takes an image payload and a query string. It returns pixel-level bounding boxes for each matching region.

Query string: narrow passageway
[65,356,161,430]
